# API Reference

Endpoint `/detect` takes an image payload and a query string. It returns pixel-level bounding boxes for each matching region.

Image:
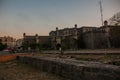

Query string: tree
[61,37,77,50]
[61,37,71,50]
[0,40,7,51]
[109,12,120,25]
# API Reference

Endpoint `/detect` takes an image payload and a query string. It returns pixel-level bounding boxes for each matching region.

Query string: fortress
[49,21,120,49]
[21,20,120,50]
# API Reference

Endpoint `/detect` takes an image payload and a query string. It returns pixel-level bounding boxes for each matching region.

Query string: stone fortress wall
[18,56,120,80]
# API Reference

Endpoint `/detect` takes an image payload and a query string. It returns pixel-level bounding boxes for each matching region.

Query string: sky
[0,0,119,39]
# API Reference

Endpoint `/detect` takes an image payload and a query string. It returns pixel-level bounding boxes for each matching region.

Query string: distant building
[22,33,51,50]
[0,36,16,48]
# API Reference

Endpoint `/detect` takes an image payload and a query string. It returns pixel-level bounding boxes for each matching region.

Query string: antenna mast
[100,0,104,26]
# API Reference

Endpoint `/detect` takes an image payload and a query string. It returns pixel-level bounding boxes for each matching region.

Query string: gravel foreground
[0,60,67,80]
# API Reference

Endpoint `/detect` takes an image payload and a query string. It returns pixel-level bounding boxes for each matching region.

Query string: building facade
[49,22,120,49]
[49,24,96,49]
[83,21,120,49]
[22,33,51,50]
[0,36,16,48]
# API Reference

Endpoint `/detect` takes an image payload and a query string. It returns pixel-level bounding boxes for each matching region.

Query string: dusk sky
[0,0,119,39]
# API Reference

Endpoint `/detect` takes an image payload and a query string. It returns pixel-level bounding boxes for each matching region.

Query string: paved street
[42,49,120,54]
[0,51,10,56]
[1,49,120,56]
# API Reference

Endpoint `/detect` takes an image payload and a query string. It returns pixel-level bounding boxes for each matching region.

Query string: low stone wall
[17,56,120,80]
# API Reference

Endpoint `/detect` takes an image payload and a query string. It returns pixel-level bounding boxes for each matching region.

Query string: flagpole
[100,0,104,26]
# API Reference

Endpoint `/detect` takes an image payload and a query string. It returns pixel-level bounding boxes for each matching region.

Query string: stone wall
[17,56,120,80]
[83,31,108,49]
[109,26,120,48]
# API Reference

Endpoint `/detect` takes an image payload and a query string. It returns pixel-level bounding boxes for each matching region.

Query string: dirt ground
[0,60,66,80]
[0,53,120,80]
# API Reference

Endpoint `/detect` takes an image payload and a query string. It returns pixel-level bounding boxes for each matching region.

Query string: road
[41,49,120,55]
[0,51,10,56]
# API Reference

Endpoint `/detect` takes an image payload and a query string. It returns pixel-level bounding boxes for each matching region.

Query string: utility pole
[99,0,104,26]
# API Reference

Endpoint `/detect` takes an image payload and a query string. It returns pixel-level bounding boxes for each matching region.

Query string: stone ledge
[17,56,120,80]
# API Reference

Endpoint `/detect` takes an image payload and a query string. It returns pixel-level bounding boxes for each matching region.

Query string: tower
[35,34,39,43]
[74,24,78,39]
[104,20,108,26]
[75,24,77,28]
[23,33,26,38]
[56,27,59,36]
